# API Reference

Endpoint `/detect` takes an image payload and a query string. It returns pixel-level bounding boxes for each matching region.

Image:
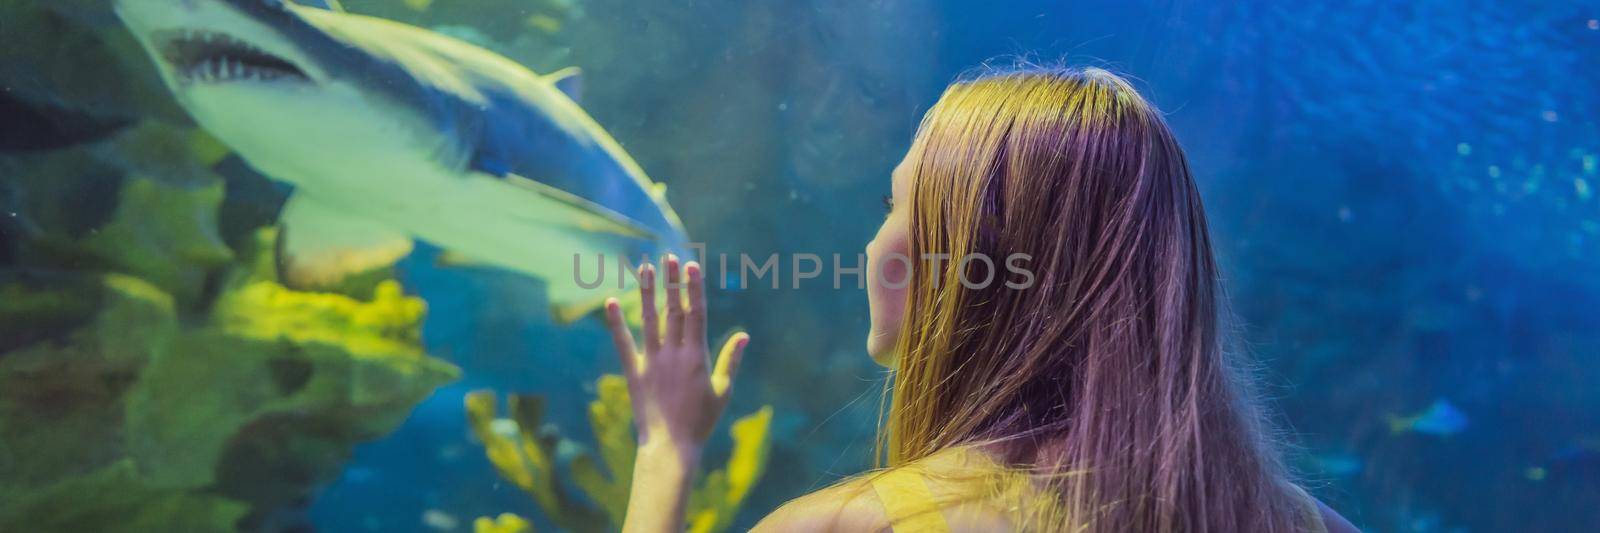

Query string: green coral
[1,118,458,530]
[0,460,250,533]
[0,234,458,531]
[466,375,774,533]
[79,174,234,304]
[0,277,104,352]
[0,3,463,530]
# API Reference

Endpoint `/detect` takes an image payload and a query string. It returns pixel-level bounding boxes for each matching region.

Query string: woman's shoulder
[752,449,1018,532]
[752,476,891,532]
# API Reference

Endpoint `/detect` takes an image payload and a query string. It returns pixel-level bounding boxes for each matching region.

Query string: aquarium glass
[1,0,1596,531]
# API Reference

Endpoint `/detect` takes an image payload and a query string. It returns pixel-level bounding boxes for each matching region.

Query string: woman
[601,66,1359,532]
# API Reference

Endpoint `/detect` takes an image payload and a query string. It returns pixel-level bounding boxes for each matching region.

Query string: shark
[114,0,689,320]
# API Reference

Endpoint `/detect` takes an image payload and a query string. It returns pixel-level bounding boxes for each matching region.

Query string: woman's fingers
[663,255,684,348]
[639,263,660,353]
[603,298,638,378]
[710,332,749,400]
[684,261,707,346]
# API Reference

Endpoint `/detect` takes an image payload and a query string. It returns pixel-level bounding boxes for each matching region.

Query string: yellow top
[871,465,954,532]
[870,447,1328,532]
[868,446,1037,532]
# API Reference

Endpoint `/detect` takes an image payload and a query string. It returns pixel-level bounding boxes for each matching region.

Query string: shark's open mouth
[157,30,309,84]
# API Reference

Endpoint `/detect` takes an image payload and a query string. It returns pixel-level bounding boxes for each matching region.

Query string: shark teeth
[157,29,310,85]
[186,57,298,84]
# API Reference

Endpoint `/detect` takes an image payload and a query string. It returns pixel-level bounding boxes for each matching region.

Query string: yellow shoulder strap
[870,468,953,533]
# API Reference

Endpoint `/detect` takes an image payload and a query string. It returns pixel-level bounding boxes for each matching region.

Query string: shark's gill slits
[156,30,309,84]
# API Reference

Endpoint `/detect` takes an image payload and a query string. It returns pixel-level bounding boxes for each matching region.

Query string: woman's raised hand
[603,254,750,455]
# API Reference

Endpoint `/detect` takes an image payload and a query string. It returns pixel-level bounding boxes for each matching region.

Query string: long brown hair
[878,65,1305,531]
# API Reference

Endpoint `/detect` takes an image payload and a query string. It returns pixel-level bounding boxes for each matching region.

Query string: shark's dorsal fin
[546,67,583,102]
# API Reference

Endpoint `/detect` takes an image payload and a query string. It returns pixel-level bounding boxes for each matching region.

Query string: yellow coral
[211,279,426,357]
[466,391,607,531]
[572,374,635,523]
[464,392,561,515]
[688,406,774,533]
[470,375,774,532]
[472,513,533,533]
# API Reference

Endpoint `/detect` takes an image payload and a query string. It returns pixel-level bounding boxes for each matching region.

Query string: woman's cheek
[866,229,910,363]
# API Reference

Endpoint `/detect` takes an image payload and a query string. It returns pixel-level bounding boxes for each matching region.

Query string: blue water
[321,1,1587,528]
[307,1,1600,531]
[3,0,1597,531]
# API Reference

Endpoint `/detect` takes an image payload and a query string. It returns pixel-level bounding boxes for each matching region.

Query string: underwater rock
[466,375,774,533]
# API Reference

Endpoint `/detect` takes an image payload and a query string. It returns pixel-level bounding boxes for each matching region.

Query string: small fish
[489,418,520,439]
[1387,399,1468,436]
[1549,439,1600,466]
[1527,438,1600,481]
[422,509,459,531]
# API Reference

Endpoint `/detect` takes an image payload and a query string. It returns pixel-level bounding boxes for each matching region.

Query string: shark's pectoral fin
[546,67,583,102]
[295,0,345,11]
[473,172,658,240]
[276,193,414,287]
